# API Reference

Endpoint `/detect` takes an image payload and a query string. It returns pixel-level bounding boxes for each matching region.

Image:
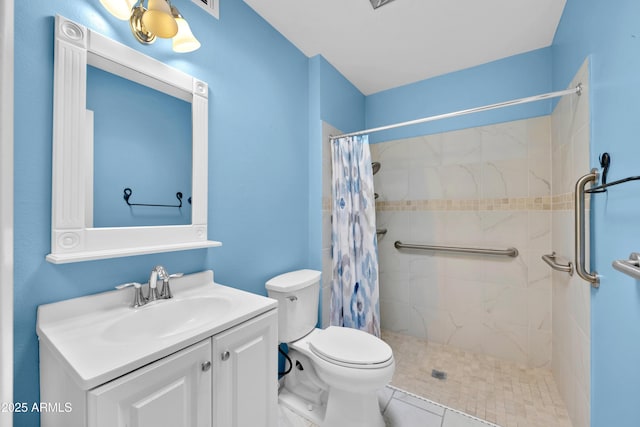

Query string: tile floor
[279,385,499,427]
[382,330,573,427]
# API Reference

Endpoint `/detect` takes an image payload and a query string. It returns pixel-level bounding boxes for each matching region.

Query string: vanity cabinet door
[87,339,212,427]
[212,310,278,427]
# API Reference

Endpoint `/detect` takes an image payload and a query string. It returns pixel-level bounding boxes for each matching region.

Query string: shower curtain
[330,135,380,337]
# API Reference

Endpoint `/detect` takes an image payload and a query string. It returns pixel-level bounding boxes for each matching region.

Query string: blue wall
[315,56,366,135]
[553,1,640,426]
[14,1,310,425]
[365,48,553,143]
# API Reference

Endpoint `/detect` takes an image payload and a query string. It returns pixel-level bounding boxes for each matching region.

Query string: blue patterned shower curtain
[330,135,380,337]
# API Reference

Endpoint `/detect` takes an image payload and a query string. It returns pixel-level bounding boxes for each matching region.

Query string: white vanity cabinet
[213,310,278,427]
[87,339,213,427]
[86,310,278,427]
[37,272,279,427]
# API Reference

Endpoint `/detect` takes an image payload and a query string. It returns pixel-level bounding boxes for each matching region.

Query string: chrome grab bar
[541,252,574,276]
[612,253,640,280]
[574,169,600,287]
[394,241,518,258]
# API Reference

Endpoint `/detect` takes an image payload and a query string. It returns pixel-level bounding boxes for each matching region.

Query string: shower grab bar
[394,241,518,258]
[541,252,574,276]
[612,253,640,280]
[574,169,600,287]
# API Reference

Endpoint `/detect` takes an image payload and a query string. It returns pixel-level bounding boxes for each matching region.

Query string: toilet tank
[265,269,321,343]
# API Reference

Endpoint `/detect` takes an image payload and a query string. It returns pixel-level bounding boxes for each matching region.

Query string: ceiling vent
[369,0,396,9]
[192,0,219,19]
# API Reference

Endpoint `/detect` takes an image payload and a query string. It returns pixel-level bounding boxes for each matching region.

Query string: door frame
[0,0,14,425]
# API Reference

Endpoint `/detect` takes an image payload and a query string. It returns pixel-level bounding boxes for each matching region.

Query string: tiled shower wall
[550,60,591,427]
[370,117,554,367]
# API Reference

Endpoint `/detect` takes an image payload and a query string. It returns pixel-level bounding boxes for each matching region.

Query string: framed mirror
[87,64,193,228]
[47,15,220,263]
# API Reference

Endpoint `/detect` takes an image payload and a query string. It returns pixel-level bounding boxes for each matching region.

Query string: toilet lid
[308,326,393,367]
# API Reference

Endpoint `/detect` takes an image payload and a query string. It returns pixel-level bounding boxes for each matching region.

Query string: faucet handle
[116,282,147,308]
[115,282,142,290]
[160,272,184,299]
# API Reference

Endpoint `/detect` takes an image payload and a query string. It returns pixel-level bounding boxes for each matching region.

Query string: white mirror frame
[47,15,221,264]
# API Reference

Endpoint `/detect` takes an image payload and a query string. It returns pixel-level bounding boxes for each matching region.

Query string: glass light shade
[100,0,137,20]
[172,18,201,53]
[141,0,178,38]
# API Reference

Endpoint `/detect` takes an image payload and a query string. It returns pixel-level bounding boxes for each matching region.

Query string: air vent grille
[369,0,396,9]
[192,0,219,19]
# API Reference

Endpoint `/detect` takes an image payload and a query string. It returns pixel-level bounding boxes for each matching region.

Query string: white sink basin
[102,296,233,342]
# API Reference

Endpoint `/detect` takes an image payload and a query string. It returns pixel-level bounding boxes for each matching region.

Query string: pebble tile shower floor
[382,330,573,427]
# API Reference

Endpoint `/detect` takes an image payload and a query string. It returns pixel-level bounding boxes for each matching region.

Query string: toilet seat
[308,326,393,369]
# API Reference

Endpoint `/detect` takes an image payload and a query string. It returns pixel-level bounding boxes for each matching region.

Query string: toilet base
[279,388,326,426]
[279,388,386,427]
[323,387,385,427]
[278,352,386,427]
[278,351,327,425]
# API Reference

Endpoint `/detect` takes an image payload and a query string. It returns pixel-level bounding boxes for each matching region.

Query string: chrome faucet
[116,266,184,308]
[148,265,168,302]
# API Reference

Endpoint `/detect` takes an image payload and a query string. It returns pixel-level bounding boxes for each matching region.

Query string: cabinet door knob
[221,351,230,361]
[201,361,212,371]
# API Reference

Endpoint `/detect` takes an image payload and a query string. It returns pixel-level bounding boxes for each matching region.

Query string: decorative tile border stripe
[325,193,588,212]
[376,196,552,211]
[552,192,591,210]
[552,193,574,211]
[375,193,589,212]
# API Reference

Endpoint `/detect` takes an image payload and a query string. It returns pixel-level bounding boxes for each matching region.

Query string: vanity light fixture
[171,5,201,52]
[99,0,137,20]
[100,0,201,52]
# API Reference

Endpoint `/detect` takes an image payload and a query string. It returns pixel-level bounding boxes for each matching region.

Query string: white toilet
[266,269,395,427]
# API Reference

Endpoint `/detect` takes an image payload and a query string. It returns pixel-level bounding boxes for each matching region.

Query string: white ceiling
[242,0,567,95]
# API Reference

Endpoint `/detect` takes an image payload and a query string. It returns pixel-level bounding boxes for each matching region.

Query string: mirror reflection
[86,65,192,227]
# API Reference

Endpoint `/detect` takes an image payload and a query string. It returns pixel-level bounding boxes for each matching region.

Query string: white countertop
[37,270,277,390]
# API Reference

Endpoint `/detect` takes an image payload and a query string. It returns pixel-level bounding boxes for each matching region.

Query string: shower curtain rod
[330,84,582,140]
